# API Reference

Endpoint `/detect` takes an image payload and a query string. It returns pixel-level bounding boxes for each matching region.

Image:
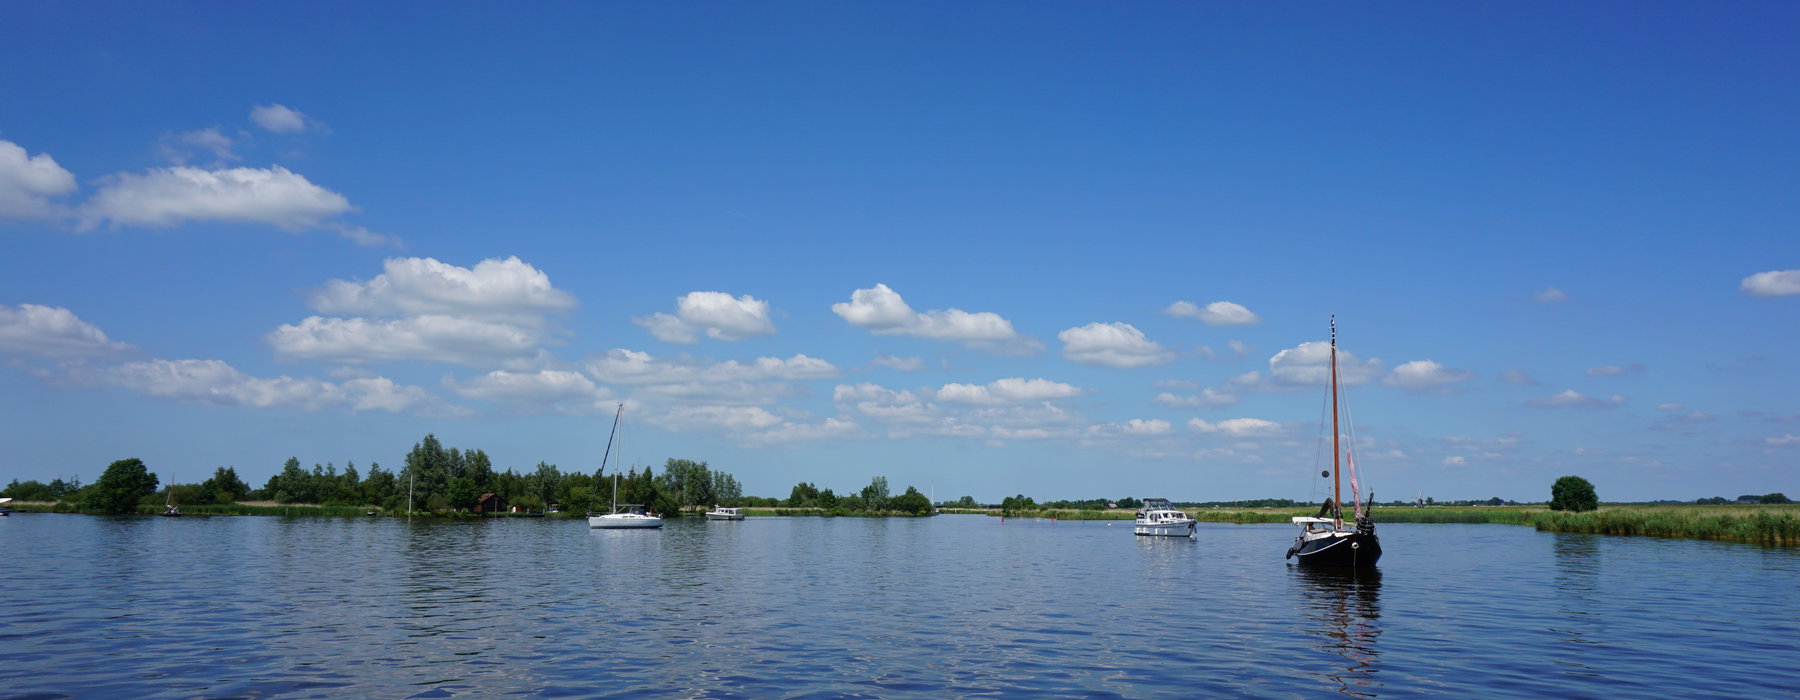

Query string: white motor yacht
[1133,498,1196,537]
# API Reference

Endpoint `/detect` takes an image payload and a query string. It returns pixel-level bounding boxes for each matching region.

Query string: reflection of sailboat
[1287,316,1380,567]
[586,404,663,530]
[1290,566,1384,698]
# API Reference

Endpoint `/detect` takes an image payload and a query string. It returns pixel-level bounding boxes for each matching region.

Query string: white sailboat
[587,404,663,530]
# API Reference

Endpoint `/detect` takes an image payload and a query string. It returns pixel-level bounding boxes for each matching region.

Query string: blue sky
[2,2,1795,503]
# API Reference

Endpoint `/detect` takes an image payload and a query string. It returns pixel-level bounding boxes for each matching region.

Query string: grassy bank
[948,504,1798,545]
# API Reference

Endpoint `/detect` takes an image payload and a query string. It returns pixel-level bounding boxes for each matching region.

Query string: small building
[474,493,508,514]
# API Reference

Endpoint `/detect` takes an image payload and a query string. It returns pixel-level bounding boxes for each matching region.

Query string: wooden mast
[1330,315,1341,525]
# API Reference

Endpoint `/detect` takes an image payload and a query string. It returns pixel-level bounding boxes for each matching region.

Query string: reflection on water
[1550,533,1606,677]
[1290,566,1383,698]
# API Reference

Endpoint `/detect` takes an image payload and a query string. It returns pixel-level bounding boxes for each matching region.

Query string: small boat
[1133,498,1196,537]
[586,404,663,530]
[1286,316,1381,567]
[705,506,745,521]
[161,486,182,517]
[0,497,12,516]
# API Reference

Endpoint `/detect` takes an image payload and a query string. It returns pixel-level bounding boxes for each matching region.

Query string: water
[2,514,1796,698]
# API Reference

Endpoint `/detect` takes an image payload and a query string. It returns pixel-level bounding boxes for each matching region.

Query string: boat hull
[1289,530,1381,567]
[588,514,664,529]
[705,514,745,521]
[1133,521,1196,537]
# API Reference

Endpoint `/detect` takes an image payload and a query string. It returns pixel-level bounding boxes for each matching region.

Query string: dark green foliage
[859,476,890,511]
[1000,494,1036,516]
[890,486,932,516]
[1762,493,1792,504]
[447,477,480,511]
[955,495,978,508]
[1550,475,1599,512]
[787,482,821,507]
[2,477,81,502]
[89,458,159,514]
[658,459,715,510]
[199,466,249,504]
[1696,496,1730,505]
[1116,496,1143,510]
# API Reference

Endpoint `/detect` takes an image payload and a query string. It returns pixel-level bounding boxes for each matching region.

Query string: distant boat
[161,484,182,517]
[1133,498,1196,537]
[0,497,12,516]
[705,506,745,521]
[1286,316,1381,567]
[586,404,663,530]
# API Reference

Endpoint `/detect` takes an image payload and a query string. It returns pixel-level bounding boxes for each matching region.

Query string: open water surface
[2,513,1796,698]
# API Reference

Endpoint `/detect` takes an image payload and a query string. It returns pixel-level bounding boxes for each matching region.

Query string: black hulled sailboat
[1286,316,1381,567]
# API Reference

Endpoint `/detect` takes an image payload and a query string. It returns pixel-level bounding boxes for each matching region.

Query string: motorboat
[1133,498,1196,537]
[705,506,745,521]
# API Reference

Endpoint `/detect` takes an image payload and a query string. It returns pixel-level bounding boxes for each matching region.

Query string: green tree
[89,458,159,514]
[955,495,978,508]
[711,471,743,506]
[1761,492,1792,504]
[1550,475,1599,512]
[199,466,250,504]
[658,459,715,511]
[447,477,480,511]
[1000,494,1037,516]
[860,476,890,511]
[890,486,933,516]
[788,482,820,507]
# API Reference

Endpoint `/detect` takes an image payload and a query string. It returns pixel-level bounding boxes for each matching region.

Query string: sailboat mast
[1330,315,1341,522]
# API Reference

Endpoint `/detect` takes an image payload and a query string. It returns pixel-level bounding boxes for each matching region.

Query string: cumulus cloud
[309,256,576,321]
[1165,300,1261,325]
[78,165,352,231]
[831,283,1040,354]
[95,358,462,416]
[0,304,133,357]
[1058,322,1176,368]
[1188,417,1281,436]
[932,377,1085,405]
[1740,270,1800,298]
[1499,369,1538,385]
[162,128,238,163]
[0,139,78,220]
[1383,360,1474,392]
[250,104,312,134]
[1533,286,1568,303]
[1443,456,1468,467]
[1525,389,1625,409]
[633,291,775,343]
[1264,341,1383,388]
[584,349,837,387]
[1152,387,1238,409]
[444,369,608,411]
[267,315,547,366]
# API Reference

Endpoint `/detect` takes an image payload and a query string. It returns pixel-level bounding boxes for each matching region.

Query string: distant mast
[1330,314,1341,526]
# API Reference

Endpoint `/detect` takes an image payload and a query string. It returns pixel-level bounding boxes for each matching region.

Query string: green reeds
[1529,507,1799,545]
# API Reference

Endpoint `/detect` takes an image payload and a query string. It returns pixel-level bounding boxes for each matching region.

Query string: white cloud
[1058,322,1176,369]
[1152,387,1237,409]
[584,349,837,387]
[250,103,311,134]
[267,315,545,366]
[1265,341,1383,387]
[1188,417,1281,436]
[1443,456,1468,467]
[1586,364,1644,376]
[307,256,575,320]
[328,224,404,249]
[1656,403,1685,411]
[1525,389,1625,409]
[933,377,1085,405]
[1499,369,1538,385]
[1165,300,1261,325]
[1533,286,1568,303]
[1383,360,1474,392]
[1767,434,1800,446]
[0,304,133,357]
[78,165,351,231]
[444,369,606,408]
[164,128,238,163]
[831,283,1040,354]
[633,291,774,343]
[870,355,924,371]
[1740,269,1800,298]
[96,358,462,416]
[1119,418,1172,435]
[0,139,77,220]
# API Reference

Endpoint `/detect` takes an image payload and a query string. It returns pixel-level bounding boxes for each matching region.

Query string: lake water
[2,513,1796,698]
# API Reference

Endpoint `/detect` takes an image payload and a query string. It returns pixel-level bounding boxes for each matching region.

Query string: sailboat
[1286,316,1380,567]
[586,404,663,530]
[161,475,182,517]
